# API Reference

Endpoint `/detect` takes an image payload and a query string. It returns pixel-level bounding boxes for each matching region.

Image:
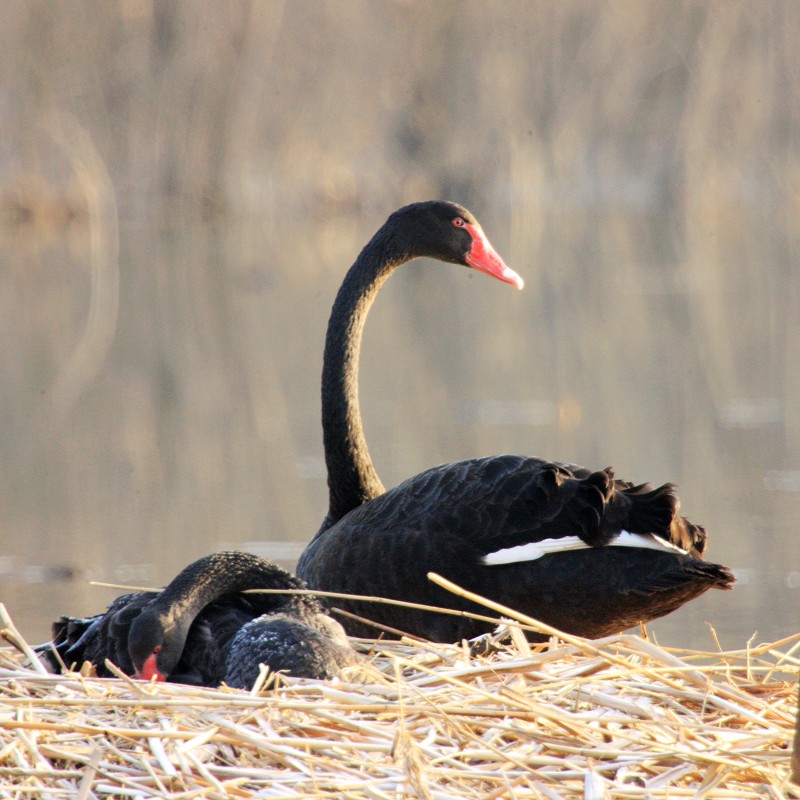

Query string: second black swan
[37,551,356,687]
[297,200,735,642]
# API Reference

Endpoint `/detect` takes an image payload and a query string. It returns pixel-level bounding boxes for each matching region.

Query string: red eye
[153,645,162,655]
[452,217,465,228]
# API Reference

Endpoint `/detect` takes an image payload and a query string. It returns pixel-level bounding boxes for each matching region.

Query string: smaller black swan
[37,551,355,687]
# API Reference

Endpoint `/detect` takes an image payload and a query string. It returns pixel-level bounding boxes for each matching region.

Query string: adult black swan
[37,551,356,687]
[296,200,735,642]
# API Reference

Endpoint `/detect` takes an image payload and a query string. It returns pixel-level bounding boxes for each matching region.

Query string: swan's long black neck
[154,552,285,620]
[320,229,410,531]
[137,553,301,651]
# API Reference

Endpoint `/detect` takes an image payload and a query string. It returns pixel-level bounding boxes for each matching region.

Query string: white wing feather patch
[482,531,688,566]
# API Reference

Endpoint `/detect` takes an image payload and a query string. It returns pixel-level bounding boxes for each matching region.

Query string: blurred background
[1,1,797,649]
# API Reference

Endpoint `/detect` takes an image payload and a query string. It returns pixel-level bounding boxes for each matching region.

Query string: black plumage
[225,613,356,689]
[38,551,355,686]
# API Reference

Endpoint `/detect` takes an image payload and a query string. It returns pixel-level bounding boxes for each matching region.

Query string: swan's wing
[37,592,155,676]
[335,455,684,558]
[224,613,356,689]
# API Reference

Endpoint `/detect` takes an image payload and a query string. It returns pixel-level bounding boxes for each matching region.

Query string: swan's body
[225,612,355,689]
[297,201,734,642]
[38,551,355,686]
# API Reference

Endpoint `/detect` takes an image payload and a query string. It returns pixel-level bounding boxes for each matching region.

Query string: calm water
[2,208,798,653]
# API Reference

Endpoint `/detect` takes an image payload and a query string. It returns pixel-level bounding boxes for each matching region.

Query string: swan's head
[128,610,183,682]
[388,201,524,289]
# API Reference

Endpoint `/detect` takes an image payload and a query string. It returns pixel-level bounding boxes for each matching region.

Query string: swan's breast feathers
[482,531,689,566]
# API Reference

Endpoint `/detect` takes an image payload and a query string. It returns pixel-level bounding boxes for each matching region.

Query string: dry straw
[1,580,798,799]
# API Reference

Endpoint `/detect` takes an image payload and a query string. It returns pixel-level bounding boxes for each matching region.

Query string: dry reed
[1,597,797,799]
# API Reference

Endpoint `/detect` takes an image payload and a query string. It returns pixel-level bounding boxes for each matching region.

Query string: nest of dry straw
[1,590,798,799]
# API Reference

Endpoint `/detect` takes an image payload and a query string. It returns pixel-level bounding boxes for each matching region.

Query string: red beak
[464,223,524,290]
[135,653,166,682]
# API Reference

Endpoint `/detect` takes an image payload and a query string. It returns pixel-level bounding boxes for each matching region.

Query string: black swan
[296,200,735,642]
[37,551,356,686]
